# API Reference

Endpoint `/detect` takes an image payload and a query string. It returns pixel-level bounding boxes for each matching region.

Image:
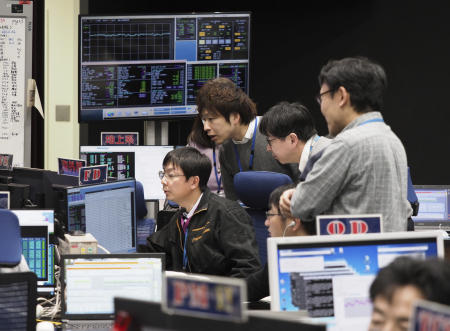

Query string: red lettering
[92,168,101,180]
[172,281,189,306]
[326,221,345,234]
[105,135,115,145]
[62,159,68,170]
[189,283,209,309]
[125,135,135,145]
[83,170,91,181]
[117,135,124,144]
[349,220,369,234]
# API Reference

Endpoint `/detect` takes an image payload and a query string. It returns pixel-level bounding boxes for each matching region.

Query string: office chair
[135,181,156,246]
[234,171,293,264]
[0,272,37,331]
[0,209,22,267]
[407,167,419,231]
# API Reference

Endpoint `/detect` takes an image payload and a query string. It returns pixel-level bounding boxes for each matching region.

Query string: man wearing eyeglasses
[143,147,261,278]
[259,101,330,178]
[280,57,412,232]
[197,77,299,201]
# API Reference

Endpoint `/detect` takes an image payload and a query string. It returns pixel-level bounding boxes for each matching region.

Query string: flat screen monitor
[411,185,450,230]
[61,253,164,320]
[12,209,56,295]
[65,179,136,253]
[267,231,446,330]
[79,12,251,121]
[80,145,174,200]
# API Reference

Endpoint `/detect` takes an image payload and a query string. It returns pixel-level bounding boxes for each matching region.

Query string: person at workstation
[197,77,299,201]
[246,183,316,302]
[280,56,412,232]
[259,101,330,178]
[143,147,261,278]
[368,256,450,331]
[187,116,223,196]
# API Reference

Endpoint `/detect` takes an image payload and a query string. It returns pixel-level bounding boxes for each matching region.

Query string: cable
[97,244,111,254]
[282,220,296,237]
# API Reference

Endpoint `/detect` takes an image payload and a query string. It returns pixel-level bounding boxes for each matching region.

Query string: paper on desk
[27,78,44,119]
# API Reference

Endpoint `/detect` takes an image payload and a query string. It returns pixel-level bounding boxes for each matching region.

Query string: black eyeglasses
[316,89,335,105]
[265,212,282,218]
[158,171,185,180]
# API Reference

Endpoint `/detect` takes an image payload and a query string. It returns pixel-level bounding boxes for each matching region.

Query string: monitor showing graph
[79,12,251,121]
[267,232,445,330]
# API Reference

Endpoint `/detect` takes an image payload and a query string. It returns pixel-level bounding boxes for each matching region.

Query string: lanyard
[212,146,222,194]
[233,117,258,172]
[310,135,320,152]
[182,228,189,270]
[358,118,384,126]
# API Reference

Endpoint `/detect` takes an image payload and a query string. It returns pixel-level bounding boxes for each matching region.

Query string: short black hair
[162,147,212,192]
[318,56,387,113]
[268,183,316,235]
[259,101,317,141]
[370,256,450,305]
[197,77,257,125]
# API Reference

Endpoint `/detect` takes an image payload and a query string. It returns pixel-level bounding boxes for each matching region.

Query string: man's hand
[279,188,295,218]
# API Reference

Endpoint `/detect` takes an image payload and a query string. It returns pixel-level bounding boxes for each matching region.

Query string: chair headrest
[0,210,22,267]
[135,181,148,219]
[233,171,293,210]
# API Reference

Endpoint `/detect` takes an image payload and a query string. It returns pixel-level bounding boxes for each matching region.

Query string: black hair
[259,101,317,141]
[268,182,316,235]
[196,77,257,125]
[318,56,387,113]
[369,256,450,305]
[162,147,212,192]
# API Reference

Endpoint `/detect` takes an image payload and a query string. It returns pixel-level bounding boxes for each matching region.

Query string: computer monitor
[80,145,174,200]
[412,185,450,230]
[79,12,251,121]
[12,209,56,296]
[65,179,137,253]
[11,167,55,208]
[61,253,164,320]
[267,231,446,330]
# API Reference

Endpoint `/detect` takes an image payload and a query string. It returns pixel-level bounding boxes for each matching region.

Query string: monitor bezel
[267,231,447,311]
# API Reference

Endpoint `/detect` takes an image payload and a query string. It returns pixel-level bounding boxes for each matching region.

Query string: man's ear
[337,86,351,108]
[188,175,200,190]
[287,132,299,145]
[229,112,241,125]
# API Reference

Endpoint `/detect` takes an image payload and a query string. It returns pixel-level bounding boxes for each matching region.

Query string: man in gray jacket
[280,57,412,232]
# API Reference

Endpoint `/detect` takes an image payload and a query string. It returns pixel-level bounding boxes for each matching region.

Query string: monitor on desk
[64,179,136,253]
[412,185,450,230]
[267,231,446,330]
[12,209,56,296]
[61,253,164,321]
[80,145,174,200]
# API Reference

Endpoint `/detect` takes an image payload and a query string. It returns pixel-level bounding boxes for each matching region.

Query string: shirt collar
[232,117,258,144]
[340,111,383,134]
[183,193,203,219]
[298,134,317,173]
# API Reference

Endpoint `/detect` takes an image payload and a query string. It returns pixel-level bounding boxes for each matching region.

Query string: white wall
[44,0,80,171]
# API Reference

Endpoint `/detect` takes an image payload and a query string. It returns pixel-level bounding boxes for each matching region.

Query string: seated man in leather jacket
[143,146,261,278]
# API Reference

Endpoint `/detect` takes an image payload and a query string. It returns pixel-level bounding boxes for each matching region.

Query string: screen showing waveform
[81,18,174,61]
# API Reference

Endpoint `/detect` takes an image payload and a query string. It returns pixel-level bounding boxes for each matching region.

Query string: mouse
[36,321,55,331]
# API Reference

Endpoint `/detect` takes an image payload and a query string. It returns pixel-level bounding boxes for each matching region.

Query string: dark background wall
[82,0,450,185]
